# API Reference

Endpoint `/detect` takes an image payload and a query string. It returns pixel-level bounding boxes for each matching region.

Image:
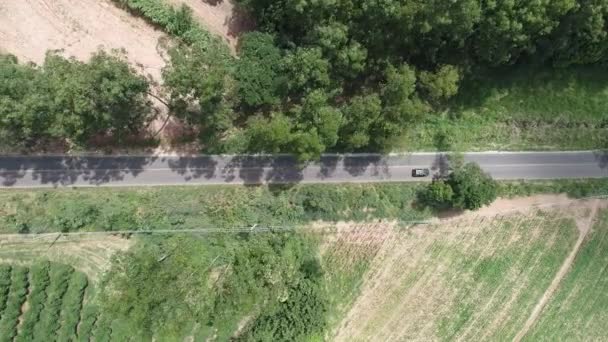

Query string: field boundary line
[512,200,599,342]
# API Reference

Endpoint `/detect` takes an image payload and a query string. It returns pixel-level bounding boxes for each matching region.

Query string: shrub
[417,180,454,210]
[448,162,498,210]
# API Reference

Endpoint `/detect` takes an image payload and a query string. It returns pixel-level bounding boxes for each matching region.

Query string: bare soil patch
[0,0,168,83]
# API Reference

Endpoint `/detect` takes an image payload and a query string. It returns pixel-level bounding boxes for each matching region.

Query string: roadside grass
[332,211,579,341]
[524,208,608,341]
[2,180,608,234]
[399,65,608,151]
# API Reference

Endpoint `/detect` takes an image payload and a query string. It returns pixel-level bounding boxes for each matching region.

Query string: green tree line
[2,1,607,158]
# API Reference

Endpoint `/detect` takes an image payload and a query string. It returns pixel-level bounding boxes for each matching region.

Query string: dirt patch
[0,0,168,83]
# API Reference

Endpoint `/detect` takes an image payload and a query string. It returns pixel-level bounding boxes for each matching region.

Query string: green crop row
[0,266,29,342]
[0,265,11,317]
[91,315,113,342]
[15,262,51,342]
[76,305,99,342]
[56,273,88,341]
[32,264,74,341]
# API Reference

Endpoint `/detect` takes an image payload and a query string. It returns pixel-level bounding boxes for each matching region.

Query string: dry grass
[330,207,586,341]
[0,234,132,282]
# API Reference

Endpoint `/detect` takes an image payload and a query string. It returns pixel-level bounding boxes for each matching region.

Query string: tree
[0,54,52,147]
[375,63,429,150]
[43,50,151,146]
[339,93,382,150]
[235,32,285,109]
[245,113,293,153]
[418,180,454,209]
[163,40,235,136]
[447,162,498,210]
[282,47,332,97]
[418,65,461,102]
[296,90,343,148]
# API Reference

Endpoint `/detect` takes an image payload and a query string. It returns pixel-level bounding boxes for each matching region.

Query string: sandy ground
[0,0,168,83]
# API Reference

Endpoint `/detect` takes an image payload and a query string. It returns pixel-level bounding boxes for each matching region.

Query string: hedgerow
[56,272,88,341]
[0,266,29,342]
[32,264,73,341]
[0,265,11,317]
[15,262,51,342]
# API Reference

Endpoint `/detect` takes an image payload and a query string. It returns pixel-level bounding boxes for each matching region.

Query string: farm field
[525,208,608,341]
[0,262,98,341]
[330,200,600,341]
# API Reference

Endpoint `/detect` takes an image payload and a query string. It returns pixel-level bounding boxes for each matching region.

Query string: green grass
[2,180,608,234]
[524,208,608,341]
[332,213,579,341]
[399,65,608,151]
[0,184,429,233]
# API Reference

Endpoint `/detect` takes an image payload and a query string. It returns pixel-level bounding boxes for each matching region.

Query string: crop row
[15,262,51,342]
[0,265,11,317]
[56,272,88,341]
[76,304,99,342]
[0,266,29,342]
[32,264,74,341]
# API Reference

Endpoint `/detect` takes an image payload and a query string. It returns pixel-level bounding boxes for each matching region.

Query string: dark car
[411,168,430,177]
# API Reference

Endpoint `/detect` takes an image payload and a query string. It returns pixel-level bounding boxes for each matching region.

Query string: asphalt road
[0,151,606,188]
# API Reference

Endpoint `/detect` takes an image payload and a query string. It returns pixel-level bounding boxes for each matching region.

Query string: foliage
[56,272,88,341]
[447,162,498,210]
[76,305,99,342]
[16,262,51,342]
[236,32,285,109]
[417,180,454,210]
[0,51,151,148]
[0,266,28,342]
[100,232,326,341]
[33,264,74,341]
[163,40,236,146]
[0,265,11,316]
[112,0,216,46]
[418,65,461,102]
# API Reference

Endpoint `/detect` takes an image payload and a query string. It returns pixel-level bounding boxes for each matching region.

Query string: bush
[447,162,498,210]
[0,266,29,342]
[16,262,51,342]
[417,180,454,210]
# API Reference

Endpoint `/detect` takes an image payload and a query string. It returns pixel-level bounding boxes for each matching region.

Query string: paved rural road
[0,151,607,188]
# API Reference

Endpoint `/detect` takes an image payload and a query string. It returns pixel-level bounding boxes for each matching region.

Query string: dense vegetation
[2,1,606,156]
[419,162,498,210]
[99,233,326,340]
[0,52,150,150]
